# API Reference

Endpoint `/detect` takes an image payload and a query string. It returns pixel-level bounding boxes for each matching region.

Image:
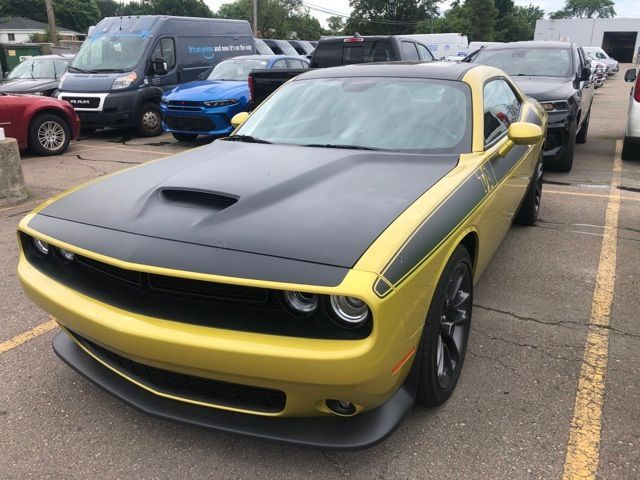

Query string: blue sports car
[161,55,309,141]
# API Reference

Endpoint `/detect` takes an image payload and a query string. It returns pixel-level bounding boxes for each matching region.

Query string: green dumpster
[0,44,43,76]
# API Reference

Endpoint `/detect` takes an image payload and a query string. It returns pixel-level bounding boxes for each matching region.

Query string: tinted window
[286,59,307,69]
[416,43,434,61]
[274,40,299,56]
[343,45,364,65]
[152,38,176,69]
[473,47,573,78]
[254,38,274,55]
[312,40,394,68]
[401,42,420,61]
[271,59,288,69]
[236,77,472,154]
[484,79,521,145]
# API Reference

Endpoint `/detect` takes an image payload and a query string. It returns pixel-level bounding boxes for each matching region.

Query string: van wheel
[415,245,473,408]
[29,113,70,156]
[172,132,198,142]
[136,102,162,137]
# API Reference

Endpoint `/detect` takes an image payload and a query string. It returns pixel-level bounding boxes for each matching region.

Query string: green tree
[55,0,101,32]
[95,0,122,17]
[495,4,544,42]
[325,15,345,35]
[217,0,316,38]
[0,0,48,23]
[120,0,212,17]
[416,0,471,36]
[465,0,497,41]
[346,0,442,36]
[551,0,615,19]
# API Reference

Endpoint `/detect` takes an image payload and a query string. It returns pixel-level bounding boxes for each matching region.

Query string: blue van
[57,16,255,136]
[161,55,308,141]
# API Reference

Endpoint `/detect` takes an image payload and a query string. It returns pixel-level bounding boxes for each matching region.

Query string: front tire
[621,137,640,161]
[172,132,198,142]
[514,155,543,226]
[415,245,473,408]
[555,122,576,172]
[136,102,162,137]
[576,111,590,144]
[28,113,71,156]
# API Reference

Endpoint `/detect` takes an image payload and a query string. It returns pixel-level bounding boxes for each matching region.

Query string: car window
[484,79,521,146]
[286,59,306,69]
[416,43,434,62]
[312,40,393,68]
[272,59,288,69]
[152,38,176,69]
[235,77,472,154]
[401,42,420,61]
[473,47,573,78]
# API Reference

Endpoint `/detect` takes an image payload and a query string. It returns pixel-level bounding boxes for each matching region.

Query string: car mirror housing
[624,68,637,83]
[152,57,168,76]
[230,111,250,129]
[580,66,592,82]
[507,122,544,146]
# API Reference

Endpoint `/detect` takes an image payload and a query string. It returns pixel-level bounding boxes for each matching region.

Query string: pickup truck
[249,34,435,108]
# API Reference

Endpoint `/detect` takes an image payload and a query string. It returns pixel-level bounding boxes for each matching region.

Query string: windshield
[473,48,573,77]
[208,58,269,81]
[71,34,149,72]
[235,77,471,153]
[254,39,273,55]
[9,58,70,79]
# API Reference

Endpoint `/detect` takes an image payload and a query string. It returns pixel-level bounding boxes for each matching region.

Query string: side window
[483,79,521,145]
[577,48,587,68]
[286,59,303,69]
[272,59,288,69]
[152,38,176,70]
[401,41,420,61]
[416,43,434,62]
[343,45,364,64]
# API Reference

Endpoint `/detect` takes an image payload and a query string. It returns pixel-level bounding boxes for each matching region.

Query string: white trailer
[402,33,469,60]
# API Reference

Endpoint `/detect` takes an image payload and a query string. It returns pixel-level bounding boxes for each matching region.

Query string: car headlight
[160,96,169,104]
[282,291,319,315]
[541,101,569,112]
[329,295,370,328]
[203,99,239,108]
[32,238,49,255]
[56,247,75,262]
[111,71,138,90]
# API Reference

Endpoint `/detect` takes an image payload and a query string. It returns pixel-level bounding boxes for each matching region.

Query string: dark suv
[468,41,593,171]
[311,35,434,68]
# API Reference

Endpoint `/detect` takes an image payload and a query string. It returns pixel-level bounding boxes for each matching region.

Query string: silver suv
[583,47,619,74]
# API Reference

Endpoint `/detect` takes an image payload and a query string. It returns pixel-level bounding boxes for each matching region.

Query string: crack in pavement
[64,153,142,165]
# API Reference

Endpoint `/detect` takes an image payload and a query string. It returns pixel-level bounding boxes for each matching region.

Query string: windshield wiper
[68,66,97,73]
[223,135,272,144]
[91,68,125,73]
[304,143,385,151]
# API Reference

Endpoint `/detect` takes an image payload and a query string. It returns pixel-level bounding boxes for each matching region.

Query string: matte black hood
[0,78,59,94]
[511,76,576,102]
[36,141,457,268]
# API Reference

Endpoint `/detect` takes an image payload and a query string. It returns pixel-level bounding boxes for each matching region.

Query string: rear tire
[576,111,590,144]
[136,102,162,137]
[555,122,576,172]
[415,245,473,408]
[172,132,198,142]
[515,155,543,226]
[28,113,71,156]
[621,137,640,161]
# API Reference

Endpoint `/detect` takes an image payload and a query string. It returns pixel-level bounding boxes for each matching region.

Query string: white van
[402,33,468,60]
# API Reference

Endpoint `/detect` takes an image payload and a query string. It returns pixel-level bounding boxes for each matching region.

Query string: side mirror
[580,65,592,82]
[230,111,250,129]
[624,68,637,83]
[508,122,543,145]
[152,57,168,76]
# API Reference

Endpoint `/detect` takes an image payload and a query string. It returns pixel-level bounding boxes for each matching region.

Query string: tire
[555,122,576,172]
[28,113,71,156]
[576,111,590,144]
[136,101,162,137]
[172,132,198,142]
[622,138,640,161]
[514,155,543,226]
[415,245,473,408]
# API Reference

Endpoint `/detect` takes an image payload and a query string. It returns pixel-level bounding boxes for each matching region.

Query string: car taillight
[343,37,364,43]
[635,74,640,102]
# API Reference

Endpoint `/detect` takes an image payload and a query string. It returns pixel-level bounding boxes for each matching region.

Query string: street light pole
[253,0,258,37]
[44,0,58,45]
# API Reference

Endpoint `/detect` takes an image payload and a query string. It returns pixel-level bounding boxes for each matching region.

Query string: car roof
[295,61,476,81]
[483,40,573,50]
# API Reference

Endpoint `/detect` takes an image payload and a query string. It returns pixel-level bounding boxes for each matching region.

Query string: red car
[0,94,80,156]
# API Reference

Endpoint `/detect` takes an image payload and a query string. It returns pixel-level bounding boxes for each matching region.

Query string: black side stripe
[373,106,542,297]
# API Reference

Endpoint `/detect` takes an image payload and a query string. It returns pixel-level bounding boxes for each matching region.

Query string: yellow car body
[18,63,546,448]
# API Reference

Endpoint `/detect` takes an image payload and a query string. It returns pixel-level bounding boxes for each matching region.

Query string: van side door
[148,37,178,89]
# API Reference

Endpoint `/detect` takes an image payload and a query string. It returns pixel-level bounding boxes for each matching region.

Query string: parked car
[287,40,315,55]
[57,16,255,137]
[262,39,299,56]
[469,41,593,171]
[622,68,640,160]
[18,62,546,448]
[0,54,74,97]
[0,93,80,155]
[311,34,435,68]
[254,38,274,55]
[161,55,309,141]
[586,56,607,89]
[583,47,619,75]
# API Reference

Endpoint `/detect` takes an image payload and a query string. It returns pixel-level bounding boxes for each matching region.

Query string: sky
[205,0,640,27]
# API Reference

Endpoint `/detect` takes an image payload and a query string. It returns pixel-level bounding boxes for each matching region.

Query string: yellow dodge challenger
[18,63,546,449]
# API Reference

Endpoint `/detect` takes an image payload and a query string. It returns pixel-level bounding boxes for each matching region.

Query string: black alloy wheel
[515,156,543,226]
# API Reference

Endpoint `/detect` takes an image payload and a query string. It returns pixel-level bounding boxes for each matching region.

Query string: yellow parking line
[0,318,57,354]
[562,140,622,480]
[544,189,640,203]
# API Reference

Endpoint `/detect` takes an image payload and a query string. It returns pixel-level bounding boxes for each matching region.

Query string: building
[535,17,640,63]
[0,17,81,43]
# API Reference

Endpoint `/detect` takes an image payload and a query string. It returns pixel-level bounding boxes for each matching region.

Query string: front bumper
[161,104,241,137]
[58,90,141,129]
[53,331,415,449]
[541,110,574,165]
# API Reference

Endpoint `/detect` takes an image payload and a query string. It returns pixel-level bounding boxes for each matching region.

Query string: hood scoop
[161,188,238,210]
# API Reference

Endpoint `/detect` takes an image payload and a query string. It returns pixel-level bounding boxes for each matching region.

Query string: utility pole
[44,0,58,45]
[253,0,258,37]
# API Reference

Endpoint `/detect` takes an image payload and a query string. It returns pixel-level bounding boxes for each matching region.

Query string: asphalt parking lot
[2,68,640,479]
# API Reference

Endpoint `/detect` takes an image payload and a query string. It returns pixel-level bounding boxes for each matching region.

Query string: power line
[303,2,423,26]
